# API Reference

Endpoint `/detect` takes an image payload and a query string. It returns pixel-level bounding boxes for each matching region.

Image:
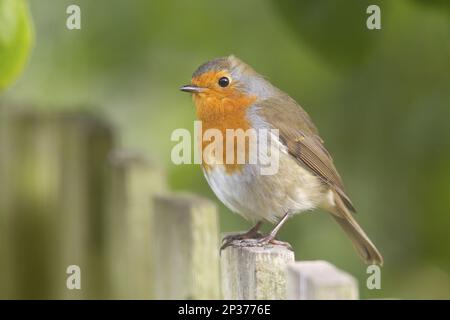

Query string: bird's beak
[180,84,204,93]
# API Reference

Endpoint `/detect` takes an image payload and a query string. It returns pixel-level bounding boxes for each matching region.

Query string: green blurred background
[1,0,450,298]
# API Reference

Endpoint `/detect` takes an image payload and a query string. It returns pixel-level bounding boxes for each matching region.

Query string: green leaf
[0,0,33,92]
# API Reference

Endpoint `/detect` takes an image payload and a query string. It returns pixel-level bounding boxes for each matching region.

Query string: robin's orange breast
[193,90,257,173]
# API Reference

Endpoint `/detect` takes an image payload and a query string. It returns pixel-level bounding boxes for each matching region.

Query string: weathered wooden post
[286,260,359,300]
[0,109,115,299]
[57,113,115,299]
[221,243,295,299]
[0,107,13,298]
[105,150,166,299]
[153,193,220,299]
[0,111,63,299]
[0,108,18,298]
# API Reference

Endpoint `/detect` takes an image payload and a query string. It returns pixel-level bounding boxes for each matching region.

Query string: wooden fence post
[105,150,166,299]
[0,107,13,298]
[286,260,359,300]
[221,243,295,300]
[0,110,115,299]
[57,113,115,299]
[152,193,220,299]
[0,109,19,298]
[0,111,64,298]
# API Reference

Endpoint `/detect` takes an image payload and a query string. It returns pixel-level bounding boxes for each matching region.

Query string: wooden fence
[0,109,358,299]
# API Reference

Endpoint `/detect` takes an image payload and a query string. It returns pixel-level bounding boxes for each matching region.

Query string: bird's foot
[220,230,263,251]
[221,234,293,252]
[254,235,293,251]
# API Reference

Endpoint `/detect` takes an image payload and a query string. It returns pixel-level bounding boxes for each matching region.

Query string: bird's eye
[218,77,230,87]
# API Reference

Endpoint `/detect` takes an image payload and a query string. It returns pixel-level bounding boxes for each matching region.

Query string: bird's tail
[331,192,383,265]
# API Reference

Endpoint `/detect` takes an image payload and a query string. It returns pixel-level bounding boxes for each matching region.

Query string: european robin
[180,55,383,265]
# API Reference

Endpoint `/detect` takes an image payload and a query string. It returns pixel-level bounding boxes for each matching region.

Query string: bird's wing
[256,95,355,212]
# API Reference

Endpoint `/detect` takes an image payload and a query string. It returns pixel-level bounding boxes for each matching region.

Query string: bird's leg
[220,221,263,250]
[222,221,263,243]
[255,211,292,250]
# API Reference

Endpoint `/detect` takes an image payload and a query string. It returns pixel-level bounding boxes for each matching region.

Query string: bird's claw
[220,234,293,252]
[221,230,263,243]
[220,231,263,251]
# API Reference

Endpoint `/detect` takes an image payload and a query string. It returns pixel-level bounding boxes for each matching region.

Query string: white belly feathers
[203,150,326,223]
